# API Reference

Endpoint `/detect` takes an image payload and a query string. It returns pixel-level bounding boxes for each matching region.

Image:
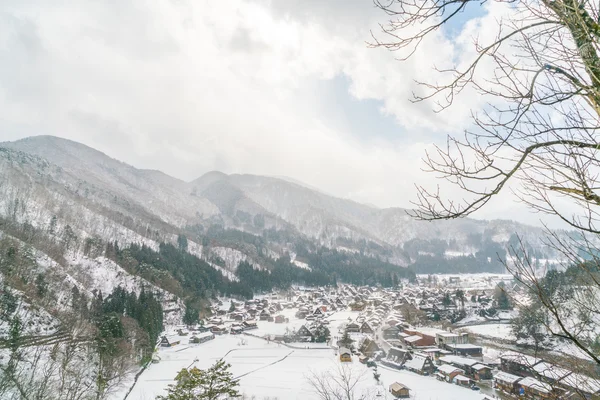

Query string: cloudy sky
[0,0,556,225]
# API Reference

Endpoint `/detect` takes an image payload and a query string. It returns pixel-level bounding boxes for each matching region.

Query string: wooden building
[493,371,521,395]
[339,347,352,362]
[389,382,410,398]
[159,335,181,347]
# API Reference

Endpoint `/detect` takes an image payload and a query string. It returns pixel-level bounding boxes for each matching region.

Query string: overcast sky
[0,0,561,226]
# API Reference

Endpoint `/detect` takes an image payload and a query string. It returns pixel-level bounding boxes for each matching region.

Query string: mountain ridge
[0,135,565,269]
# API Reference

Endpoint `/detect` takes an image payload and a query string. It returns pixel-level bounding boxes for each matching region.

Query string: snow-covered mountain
[0,135,562,268]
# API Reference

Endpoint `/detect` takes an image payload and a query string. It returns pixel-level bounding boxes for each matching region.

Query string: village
[128,275,600,400]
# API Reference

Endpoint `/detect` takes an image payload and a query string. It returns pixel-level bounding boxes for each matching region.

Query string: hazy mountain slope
[198,172,560,258]
[1,136,219,226]
[1,135,564,265]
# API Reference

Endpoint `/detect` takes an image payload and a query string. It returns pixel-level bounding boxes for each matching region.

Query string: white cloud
[0,0,555,226]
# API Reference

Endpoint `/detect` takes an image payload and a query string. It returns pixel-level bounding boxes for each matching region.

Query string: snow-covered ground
[124,335,488,400]
[463,323,516,341]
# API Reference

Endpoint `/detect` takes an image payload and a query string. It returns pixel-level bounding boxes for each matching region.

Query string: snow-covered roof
[471,363,489,371]
[518,377,552,393]
[437,332,460,338]
[439,355,479,367]
[500,351,541,367]
[437,364,463,375]
[559,373,600,394]
[405,335,423,343]
[494,371,521,384]
[446,344,481,350]
[453,374,470,382]
[404,355,428,371]
[532,362,571,381]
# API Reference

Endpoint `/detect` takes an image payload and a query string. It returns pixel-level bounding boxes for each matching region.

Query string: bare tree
[307,363,374,400]
[371,0,600,368]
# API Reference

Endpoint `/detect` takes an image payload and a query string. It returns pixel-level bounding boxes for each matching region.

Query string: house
[453,374,471,387]
[274,315,286,324]
[389,382,410,398]
[339,347,352,362]
[404,353,435,375]
[346,322,361,333]
[230,312,245,321]
[360,322,374,334]
[382,325,400,340]
[435,332,469,347]
[297,325,314,341]
[176,328,189,336]
[436,364,464,382]
[359,355,369,364]
[493,371,521,395]
[358,337,381,357]
[190,331,215,344]
[159,335,181,347]
[516,377,553,399]
[420,347,442,361]
[402,328,437,347]
[210,325,227,335]
[242,320,258,330]
[500,352,542,377]
[471,363,493,380]
[259,310,271,321]
[230,325,244,335]
[385,347,411,367]
[444,343,483,358]
[532,362,571,385]
[439,355,490,380]
[558,372,600,398]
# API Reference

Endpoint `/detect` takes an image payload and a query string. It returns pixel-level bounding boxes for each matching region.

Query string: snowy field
[463,323,515,341]
[125,335,488,400]
[417,273,513,290]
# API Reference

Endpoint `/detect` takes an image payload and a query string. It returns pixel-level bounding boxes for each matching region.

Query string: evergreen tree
[183,301,200,326]
[158,360,239,400]
[494,283,512,310]
[177,234,188,252]
[339,330,354,350]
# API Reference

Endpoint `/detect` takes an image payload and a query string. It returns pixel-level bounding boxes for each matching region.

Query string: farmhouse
[159,335,181,347]
[360,321,374,334]
[242,320,258,330]
[389,382,410,398]
[500,352,542,377]
[404,353,435,375]
[358,337,381,358]
[339,347,352,362]
[493,371,521,395]
[274,315,286,323]
[190,331,215,344]
[345,322,361,333]
[436,364,464,382]
[444,343,483,358]
[516,377,553,399]
[435,332,469,347]
[385,347,411,367]
[439,355,491,380]
[558,372,600,398]
[382,324,400,340]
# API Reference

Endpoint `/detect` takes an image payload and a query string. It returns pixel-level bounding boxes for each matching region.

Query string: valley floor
[124,335,488,400]
[122,307,490,400]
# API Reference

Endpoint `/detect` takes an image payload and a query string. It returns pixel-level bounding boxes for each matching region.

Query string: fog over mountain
[1,135,563,273]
